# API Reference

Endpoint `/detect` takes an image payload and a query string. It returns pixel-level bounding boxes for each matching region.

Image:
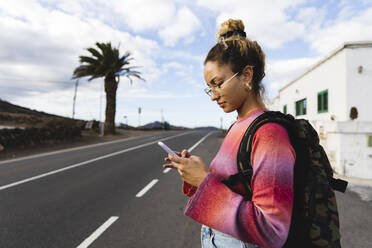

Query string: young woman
[163,19,296,248]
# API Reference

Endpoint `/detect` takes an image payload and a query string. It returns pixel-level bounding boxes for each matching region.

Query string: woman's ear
[241,65,254,83]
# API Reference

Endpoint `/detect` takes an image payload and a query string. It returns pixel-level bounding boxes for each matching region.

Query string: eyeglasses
[204,71,240,97]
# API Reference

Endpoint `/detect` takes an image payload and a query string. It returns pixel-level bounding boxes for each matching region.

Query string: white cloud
[158,50,204,66]
[305,7,372,55]
[0,0,167,125]
[12,83,91,119]
[0,1,160,95]
[162,61,184,72]
[196,0,306,49]
[95,0,202,46]
[296,7,326,28]
[118,91,195,99]
[267,57,320,81]
[265,56,321,98]
[110,0,176,32]
[98,0,202,47]
[196,0,372,54]
[157,6,202,46]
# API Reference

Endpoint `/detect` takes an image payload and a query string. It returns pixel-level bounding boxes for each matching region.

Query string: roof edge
[279,41,372,93]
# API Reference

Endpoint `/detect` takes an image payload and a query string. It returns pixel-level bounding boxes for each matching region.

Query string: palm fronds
[72,42,144,83]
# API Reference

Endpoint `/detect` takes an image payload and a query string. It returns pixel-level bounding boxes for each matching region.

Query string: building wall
[276,49,347,122]
[323,121,372,179]
[345,47,372,121]
[268,44,372,179]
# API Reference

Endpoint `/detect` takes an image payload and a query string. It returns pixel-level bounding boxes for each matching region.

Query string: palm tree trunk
[104,73,118,135]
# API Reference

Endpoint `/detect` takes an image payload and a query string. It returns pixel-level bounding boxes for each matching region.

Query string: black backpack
[222,110,348,248]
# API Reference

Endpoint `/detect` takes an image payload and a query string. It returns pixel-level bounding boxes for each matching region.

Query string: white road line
[0,131,194,165]
[136,179,159,197]
[0,133,156,166]
[162,131,214,174]
[77,216,119,248]
[163,168,172,173]
[0,132,192,191]
[188,131,214,152]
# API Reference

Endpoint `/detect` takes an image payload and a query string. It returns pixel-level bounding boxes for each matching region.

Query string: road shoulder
[0,129,166,162]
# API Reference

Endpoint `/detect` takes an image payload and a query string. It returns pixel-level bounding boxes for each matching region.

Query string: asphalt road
[0,130,223,248]
[0,129,371,248]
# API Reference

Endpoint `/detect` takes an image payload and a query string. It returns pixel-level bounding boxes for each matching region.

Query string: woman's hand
[163,150,209,187]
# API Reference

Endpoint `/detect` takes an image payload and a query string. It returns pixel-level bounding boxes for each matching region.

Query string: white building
[268,41,372,179]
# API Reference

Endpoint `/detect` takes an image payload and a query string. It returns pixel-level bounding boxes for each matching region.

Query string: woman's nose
[210,91,219,101]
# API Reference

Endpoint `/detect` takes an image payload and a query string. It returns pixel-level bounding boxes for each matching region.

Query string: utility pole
[99,81,104,137]
[99,81,103,123]
[99,121,104,137]
[161,108,166,130]
[72,79,79,119]
[138,107,142,127]
[220,117,223,130]
[161,108,165,127]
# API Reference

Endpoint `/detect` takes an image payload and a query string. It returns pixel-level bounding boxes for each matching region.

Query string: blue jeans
[201,225,261,248]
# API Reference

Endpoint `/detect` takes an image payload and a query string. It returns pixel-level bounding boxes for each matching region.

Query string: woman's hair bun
[216,19,246,41]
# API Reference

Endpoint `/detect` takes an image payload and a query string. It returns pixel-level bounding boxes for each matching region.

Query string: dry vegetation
[0,99,162,160]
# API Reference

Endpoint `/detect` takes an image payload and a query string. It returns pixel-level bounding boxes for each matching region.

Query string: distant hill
[140,121,164,129]
[0,99,62,118]
[140,121,218,130]
[139,121,189,130]
[0,99,84,129]
[194,126,219,130]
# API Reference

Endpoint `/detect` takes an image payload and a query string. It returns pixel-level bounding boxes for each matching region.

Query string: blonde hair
[205,18,266,97]
[217,19,247,53]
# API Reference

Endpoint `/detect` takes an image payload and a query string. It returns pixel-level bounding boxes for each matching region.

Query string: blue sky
[1,0,372,129]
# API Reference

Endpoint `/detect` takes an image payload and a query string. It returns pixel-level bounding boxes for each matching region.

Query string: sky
[1,0,372,129]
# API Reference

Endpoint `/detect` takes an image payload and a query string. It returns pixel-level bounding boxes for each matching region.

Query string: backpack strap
[222,111,297,200]
[330,178,348,193]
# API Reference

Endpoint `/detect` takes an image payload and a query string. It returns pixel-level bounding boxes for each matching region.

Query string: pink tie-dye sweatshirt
[183,108,296,248]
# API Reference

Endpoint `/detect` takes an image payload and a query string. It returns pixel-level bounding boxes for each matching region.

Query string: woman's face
[204,61,248,113]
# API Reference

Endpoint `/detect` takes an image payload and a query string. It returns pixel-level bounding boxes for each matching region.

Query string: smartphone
[157,141,179,157]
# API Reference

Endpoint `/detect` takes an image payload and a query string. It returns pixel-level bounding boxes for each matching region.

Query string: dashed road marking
[136,179,159,197]
[163,168,172,173]
[77,216,119,248]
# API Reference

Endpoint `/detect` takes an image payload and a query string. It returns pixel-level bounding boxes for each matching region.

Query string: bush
[44,118,76,129]
[0,126,82,150]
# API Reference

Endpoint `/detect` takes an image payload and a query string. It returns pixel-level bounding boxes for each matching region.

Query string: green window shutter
[318,93,322,111]
[295,101,299,116]
[324,91,328,111]
[295,99,307,116]
[368,135,372,147]
[283,105,287,114]
[318,89,328,113]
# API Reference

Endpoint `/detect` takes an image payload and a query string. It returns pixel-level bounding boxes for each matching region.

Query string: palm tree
[73,42,144,135]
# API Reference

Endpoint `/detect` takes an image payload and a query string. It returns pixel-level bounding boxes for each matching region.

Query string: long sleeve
[184,123,296,248]
[182,181,197,197]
